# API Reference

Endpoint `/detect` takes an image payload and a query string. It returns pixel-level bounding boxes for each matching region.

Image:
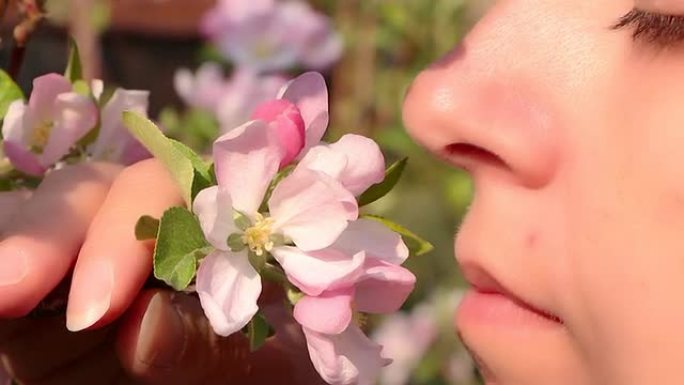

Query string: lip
[457,263,563,327]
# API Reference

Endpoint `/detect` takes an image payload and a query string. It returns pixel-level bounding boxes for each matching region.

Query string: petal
[89,88,150,163]
[269,168,357,251]
[3,140,44,176]
[294,288,353,335]
[354,260,416,314]
[1,100,28,144]
[192,186,237,250]
[251,99,305,167]
[39,93,97,167]
[28,73,72,121]
[91,79,104,100]
[332,219,409,265]
[304,324,391,385]
[196,250,262,337]
[213,120,282,215]
[277,72,329,151]
[299,135,385,196]
[271,246,365,296]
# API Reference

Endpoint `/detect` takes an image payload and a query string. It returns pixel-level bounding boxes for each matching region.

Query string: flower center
[241,213,275,256]
[30,120,53,152]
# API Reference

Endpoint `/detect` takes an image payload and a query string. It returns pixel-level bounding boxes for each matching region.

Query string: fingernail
[0,247,28,287]
[66,260,113,332]
[137,292,186,368]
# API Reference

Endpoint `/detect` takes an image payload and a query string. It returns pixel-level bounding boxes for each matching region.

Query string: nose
[402,16,559,188]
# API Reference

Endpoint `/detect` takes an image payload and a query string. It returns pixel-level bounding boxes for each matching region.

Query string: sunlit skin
[404,1,684,384]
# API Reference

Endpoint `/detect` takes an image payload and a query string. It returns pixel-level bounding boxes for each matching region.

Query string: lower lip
[456,290,563,328]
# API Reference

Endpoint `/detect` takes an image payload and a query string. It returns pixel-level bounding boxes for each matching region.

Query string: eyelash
[613,8,684,46]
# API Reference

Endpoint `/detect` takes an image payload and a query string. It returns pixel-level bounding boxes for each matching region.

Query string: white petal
[196,250,262,337]
[332,219,409,265]
[192,186,237,250]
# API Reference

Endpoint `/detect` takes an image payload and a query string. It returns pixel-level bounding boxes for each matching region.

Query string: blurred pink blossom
[88,88,151,165]
[174,65,288,132]
[201,0,343,72]
[2,73,97,176]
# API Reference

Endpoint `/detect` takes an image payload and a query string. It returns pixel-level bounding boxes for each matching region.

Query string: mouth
[457,263,563,327]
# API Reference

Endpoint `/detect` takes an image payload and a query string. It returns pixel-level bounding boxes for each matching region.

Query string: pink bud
[251,99,305,167]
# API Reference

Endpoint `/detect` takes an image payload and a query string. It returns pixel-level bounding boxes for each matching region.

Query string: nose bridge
[403,2,560,187]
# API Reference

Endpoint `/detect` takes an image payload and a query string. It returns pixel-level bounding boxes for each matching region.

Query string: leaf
[358,157,408,207]
[154,207,210,290]
[248,314,271,352]
[135,215,160,240]
[0,70,24,121]
[363,214,434,257]
[123,111,212,206]
[65,38,83,83]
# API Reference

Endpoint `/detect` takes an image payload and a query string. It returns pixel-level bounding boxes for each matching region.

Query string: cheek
[557,58,684,383]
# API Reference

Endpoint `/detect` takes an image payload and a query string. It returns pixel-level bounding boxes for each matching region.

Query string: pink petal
[40,92,97,167]
[354,260,416,314]
[213,120,282,216]
[1,100,28,144]
[3,140,44,176]
[277,72,329,151]
[89,88,150,163]
[299,135,385,196]
[294,288,354,335]
[304,324,391,385]
[28,73,72,121]
[251,99,305,167]
[193,186,238,251]
[270,246,365,296]
[332,219,409,266]
[269,168,357,251]
[196,250,262,337]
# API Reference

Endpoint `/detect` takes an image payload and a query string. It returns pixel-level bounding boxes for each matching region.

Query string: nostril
[443,143,509,172]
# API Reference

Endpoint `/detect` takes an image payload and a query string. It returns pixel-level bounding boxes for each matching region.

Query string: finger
[66,159,183,332]
[116,290,325,385]
[0,190,31,232]
[0,163,122,318]
[0,316,113,382]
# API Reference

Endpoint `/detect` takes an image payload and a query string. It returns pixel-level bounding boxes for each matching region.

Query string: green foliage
[0,70,24,123]
[65,38,83,83]
[123,111,213,206]
[135,215,160,241]
[153,207,210,291]
[159,107,219,153]
[247,313,271,352]
[363,214,434,257]
[358,157,408,207]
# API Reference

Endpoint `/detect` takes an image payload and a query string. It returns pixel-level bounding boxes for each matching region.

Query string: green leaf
[123,111,212,206]
[65,38,83,83]
[135,215,160,240]
[358,157,408,207]
[248,314,270,352]
[154,207,210,290]
[363,214,434,257]
[0,70,24,121]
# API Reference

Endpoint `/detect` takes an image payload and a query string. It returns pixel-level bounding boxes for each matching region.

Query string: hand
[0,160,325,384]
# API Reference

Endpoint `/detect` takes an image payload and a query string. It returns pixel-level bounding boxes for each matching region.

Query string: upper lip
[460,262,563,324]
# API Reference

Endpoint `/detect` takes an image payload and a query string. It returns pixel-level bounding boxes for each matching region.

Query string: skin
[0,161,324,385]
[403,0,684,384]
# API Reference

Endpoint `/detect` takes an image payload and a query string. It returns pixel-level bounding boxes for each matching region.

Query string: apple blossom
[88,88,151,165]
[2,73,97,176]
[193,118,359,336]
[201,0,343,72]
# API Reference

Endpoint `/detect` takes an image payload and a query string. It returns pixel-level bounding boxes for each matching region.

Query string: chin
[454,289,591,385]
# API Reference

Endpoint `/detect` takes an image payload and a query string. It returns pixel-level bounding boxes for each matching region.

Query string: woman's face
[404,1,684,384]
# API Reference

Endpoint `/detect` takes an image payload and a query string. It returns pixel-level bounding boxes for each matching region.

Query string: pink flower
[2,73,97,175]
[174,63,228,112]
[88,88,151,165]
[193,118,359,336]
[291,219,415,385]
[201,0,343,72]
[303,324,391,385]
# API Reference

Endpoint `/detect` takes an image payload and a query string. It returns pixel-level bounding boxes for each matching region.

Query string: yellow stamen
[30,120,53,152]
[241,213,275,256]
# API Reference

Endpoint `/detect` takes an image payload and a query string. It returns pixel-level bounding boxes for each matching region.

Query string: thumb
[116,289,324,385]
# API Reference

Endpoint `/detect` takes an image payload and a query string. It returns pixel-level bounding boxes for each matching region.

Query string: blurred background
[0,1,493,383]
